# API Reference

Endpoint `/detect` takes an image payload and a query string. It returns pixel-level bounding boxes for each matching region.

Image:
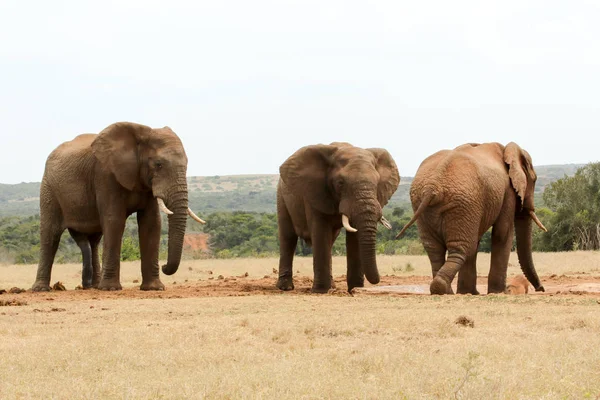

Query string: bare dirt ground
[2,272,600,306]
[2,251,600,304]
[2,253,600,399]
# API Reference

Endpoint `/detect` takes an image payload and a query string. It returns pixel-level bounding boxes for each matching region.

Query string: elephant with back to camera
[396,142,547,295]
[277,142,400,293]
[32,122,206,292]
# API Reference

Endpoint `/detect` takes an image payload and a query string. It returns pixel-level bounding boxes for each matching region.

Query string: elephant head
[504,142,546,291]
[279,143,399,284]
[91,122,203,276]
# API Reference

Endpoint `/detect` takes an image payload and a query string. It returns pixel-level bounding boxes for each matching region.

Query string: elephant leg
[32,225,63,292]
[276,205,297,291]
[311,218,334,294]
[430,236,478,295]
[457,252,479,295]
[69,229,93,289]
[346,230,364,291]
[329,228,340,290]
[430,249,464,295]
[32,193,64,292]
[424,244,446,279]
[418,224,447,279]
[98,215,126,291]
[89,233,102,288]
[488,221,514,293]
[137,204,165,291]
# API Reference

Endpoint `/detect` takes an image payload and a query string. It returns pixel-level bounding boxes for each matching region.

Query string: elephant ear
[504,142,536,210]
[279,144,338,214]
[91,122,151,191]
[368,148,400,207]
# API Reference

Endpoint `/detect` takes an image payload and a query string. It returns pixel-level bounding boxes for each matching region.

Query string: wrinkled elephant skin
[277,142,400,293]
[32,122,204,292]
[397,142,546,295]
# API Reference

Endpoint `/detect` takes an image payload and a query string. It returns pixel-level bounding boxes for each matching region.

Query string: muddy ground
[2,273,600,306]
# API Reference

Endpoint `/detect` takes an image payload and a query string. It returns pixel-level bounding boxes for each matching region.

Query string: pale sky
[1,1,599,184]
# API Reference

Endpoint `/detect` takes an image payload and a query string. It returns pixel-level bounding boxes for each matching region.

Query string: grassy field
[1,252,600,399]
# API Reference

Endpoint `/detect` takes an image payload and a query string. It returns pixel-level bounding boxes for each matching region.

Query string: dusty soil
[183,232,209,252]
[2,274,600,306]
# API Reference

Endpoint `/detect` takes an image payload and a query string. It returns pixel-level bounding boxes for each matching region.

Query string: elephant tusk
[157,198,173,215]
[342,214,358,233]
[529,210,547,232]
[188,208,206,224]
[380,216,392,230]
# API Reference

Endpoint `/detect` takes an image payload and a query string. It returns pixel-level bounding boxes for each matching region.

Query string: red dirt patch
[183,233,209,252]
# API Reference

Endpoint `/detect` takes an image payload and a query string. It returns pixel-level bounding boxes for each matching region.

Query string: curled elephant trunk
[160,184,189,276]
[350,207,380,285]
[515,211,545,292]
[358,223,380,284]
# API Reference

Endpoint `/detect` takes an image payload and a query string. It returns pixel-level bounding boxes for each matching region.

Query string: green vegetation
[198,212,279,258]
[0,208,421,264]
[537,162,600,251]
[0,164,593,264]
[0,215,169,265]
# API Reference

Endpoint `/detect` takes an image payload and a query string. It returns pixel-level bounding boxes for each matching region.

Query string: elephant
[396,142,547,295]
[276,142,400,293]
[32,122,205,291]
[505,274,529,294]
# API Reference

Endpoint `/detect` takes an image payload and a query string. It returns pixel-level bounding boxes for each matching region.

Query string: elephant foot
[83,280,100,290]
[98,279,122,291]
[457,287,480,295]
[276,276,294,291]
[347,278,364,292]
[311,282,332,294]
[430,276,453,295]
[487,286,505,294]
[31,281,51,292]
[82,279,94,290]
[140,279,165,291]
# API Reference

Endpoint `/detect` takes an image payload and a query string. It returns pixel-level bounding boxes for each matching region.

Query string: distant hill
[0,164,587,217]
[0,182,42,217]
[534,164,586,191]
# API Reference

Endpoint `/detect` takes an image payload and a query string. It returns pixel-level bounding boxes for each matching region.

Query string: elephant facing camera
[276,142,400,293]
[31,122,206,292]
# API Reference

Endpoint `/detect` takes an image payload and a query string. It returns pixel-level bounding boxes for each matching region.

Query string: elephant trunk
[515,211,545,292]
[353,202,381,285]
[161,177,189,276]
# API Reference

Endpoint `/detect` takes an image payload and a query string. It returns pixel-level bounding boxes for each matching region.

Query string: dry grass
[1,252,600,399]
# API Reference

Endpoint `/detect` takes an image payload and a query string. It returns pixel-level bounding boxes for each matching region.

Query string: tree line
[1,162,599,264]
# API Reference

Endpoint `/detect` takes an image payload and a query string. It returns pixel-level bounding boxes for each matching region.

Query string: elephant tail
[395,193,434,239]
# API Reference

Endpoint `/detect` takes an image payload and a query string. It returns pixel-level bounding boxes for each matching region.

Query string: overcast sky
[1,1,599,184]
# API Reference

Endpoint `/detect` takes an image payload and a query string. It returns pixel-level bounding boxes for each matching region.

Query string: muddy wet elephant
[32,122,205,291]
[277,142,400,293]
[397,142,546,295]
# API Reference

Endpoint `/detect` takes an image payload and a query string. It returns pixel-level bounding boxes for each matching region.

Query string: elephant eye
[155,162,163,170]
